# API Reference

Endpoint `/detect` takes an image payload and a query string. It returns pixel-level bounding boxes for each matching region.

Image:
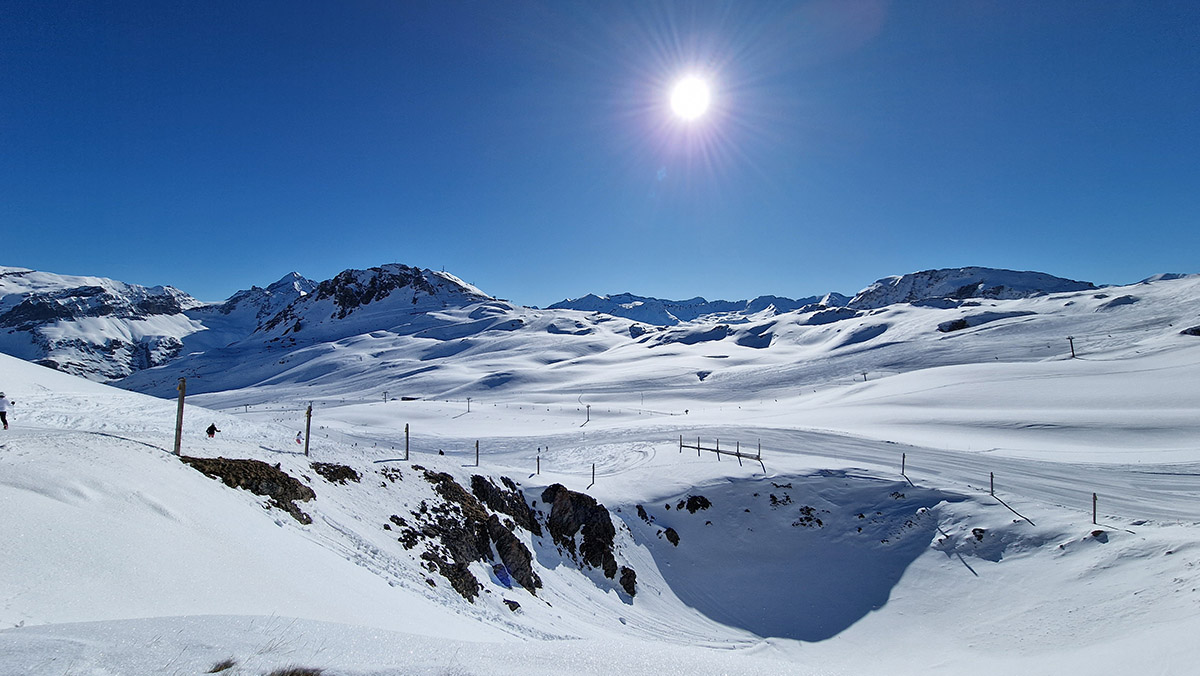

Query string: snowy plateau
[1,262,1199,675]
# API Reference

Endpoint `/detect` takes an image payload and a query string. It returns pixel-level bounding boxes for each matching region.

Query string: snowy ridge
[848,266,1097,309]
[547,291,840,325]
[0,266,204,379]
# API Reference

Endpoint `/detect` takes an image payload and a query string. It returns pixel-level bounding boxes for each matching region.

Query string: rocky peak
[847,267,1096,309]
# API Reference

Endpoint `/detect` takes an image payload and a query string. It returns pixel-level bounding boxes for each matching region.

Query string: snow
[1,271,1199,674]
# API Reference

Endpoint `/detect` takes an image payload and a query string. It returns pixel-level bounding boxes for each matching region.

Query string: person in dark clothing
[206,423,220,438]
[0,393,11,430]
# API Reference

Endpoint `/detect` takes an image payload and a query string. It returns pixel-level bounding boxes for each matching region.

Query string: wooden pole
[537,453,541,475]
[173,377,186,456]
[1068,336,1076,359]
[736,440,743,467]
[405,423,410,461]
[716,438,720,461]
[902,452,906,475]
[304,403,312,457]
[475,440,480,466]
[1092,492,1098,525]
[990,471,994,496]
[679,435,683,453]
[697,437,701,458]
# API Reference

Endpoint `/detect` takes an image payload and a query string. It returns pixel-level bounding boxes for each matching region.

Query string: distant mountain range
[0,262,1174,391]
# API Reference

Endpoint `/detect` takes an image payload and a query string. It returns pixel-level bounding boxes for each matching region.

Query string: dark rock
[636,504,652,523]
[541,484,618,578]
[972,528,986,541]
[180,456,314,524]
[486,515,542,593]
[421,551,480,601]
[503,599,521,612]
[311,462,361,484]
[1181,326,1200,337]
[663,527,680,546]
[619,566,637,597]
[471,475,542,536]
[682,495,711,513]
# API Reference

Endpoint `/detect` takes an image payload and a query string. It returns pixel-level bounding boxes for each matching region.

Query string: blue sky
[3,1,1197,306]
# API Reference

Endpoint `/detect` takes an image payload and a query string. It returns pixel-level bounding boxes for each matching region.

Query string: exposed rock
[486,515,542,593]
[1181,326,1200,337]
[636,504,652,523]
[403,470,543,600]
[541,484,618,578]
[677,495,712,513]
[619,566,637,597]
[311,462,360,484]
[503,599,521,612]
[662,527,680,546]
[420,551,480,601]
[180,456,315,524]
[471,475,542,536]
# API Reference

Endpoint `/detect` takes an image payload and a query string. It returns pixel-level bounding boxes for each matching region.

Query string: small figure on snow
[295,431,304,445]
[206,423,220,438]
[0,392,12,430]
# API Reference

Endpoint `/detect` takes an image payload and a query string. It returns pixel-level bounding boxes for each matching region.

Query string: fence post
[902,452,906,475]
[989,472,994,496]
[1092,492,1097,525]
[304,404,312,457]
[405,423,410,461]
[537,452,541,475]
[716,438,721,461]
[475,440,480,466]
[697,437,701,458]
[173,377,186,456]
[679,435,683,453]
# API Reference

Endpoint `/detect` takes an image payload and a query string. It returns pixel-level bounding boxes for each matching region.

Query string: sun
[670,75,711,120]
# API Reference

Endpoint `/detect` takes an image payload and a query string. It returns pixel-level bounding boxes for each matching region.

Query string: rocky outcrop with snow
[0,266,204,380]
[548,291,843,326]
[254,264,496,343]
[848,267,1096,309]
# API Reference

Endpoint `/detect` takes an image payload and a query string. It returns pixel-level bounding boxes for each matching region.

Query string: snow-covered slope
[182,271,317,352]
[0,266,204,380]
[116,271,1200,421]
[3,287,1200,675]
[547,291,844,325]
[847,266,1097,309]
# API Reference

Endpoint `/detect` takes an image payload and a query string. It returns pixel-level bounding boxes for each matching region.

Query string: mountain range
[0,262,1185,399]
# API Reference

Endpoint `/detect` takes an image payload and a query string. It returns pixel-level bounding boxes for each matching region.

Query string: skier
[0,392,11,430]
[206,423,220,438]
[295,431,303,445]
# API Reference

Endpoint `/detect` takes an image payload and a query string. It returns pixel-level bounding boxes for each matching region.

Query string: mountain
[0,267,321,381]
[547,292,847,326]
[254,264,494,344]
[0,266,204,380]
[847,267,1096,309]
[180,271,318,353]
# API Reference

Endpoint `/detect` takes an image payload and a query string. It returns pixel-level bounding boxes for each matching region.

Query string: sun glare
[670,76,711,120]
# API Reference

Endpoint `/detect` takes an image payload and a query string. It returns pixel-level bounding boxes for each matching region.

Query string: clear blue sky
[3,1,1197,305]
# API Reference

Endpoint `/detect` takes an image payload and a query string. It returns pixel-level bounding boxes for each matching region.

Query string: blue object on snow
[493,563,513,588]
